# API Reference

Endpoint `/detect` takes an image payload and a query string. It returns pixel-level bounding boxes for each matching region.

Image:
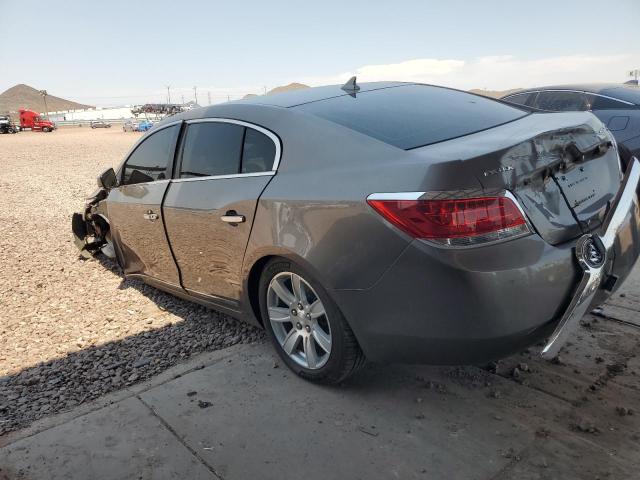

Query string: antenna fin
[341,76,361,93]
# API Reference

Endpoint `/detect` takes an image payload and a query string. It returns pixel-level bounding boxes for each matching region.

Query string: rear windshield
[294,84,528,149]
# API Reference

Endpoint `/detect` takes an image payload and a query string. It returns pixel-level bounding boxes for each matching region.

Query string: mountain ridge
[0,84,92,114]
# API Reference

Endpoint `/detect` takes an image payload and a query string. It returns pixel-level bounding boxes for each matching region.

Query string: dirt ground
[0,128,262,434]
[0,128,639,479]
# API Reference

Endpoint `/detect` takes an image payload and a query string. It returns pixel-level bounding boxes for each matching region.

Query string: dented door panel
[107,181,180,285]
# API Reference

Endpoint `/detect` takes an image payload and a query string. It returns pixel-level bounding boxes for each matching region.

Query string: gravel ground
[0,128,263,435]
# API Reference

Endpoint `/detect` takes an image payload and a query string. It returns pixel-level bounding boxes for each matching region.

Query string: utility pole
[629,69,640,82]
[181,94,185,105]
[39,90,49,119]
[227,95,230,102]
[207,91,211,105]
[166,85,171,104]
[193,86,198,105]
[263,86,267,95]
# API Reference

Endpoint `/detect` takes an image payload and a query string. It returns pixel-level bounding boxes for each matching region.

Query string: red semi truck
[18,109,56,132]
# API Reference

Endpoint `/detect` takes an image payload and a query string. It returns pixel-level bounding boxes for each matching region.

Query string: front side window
[122,125,179,185]
[534,91,588,112]
[180,122,244,178]
[503,92,534,107]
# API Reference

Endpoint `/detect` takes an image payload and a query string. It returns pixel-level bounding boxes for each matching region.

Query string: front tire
[259,259,365,384]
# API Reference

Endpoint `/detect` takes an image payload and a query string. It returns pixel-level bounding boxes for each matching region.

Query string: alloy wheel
[267,272,332,369]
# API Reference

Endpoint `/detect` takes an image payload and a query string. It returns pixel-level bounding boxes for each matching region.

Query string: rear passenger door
[163,119,280,305]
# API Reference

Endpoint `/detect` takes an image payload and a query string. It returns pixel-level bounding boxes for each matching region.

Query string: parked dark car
[91,120,112,129]
[73,81,640,383]
[501,84,640,167]
[0,115,18,134]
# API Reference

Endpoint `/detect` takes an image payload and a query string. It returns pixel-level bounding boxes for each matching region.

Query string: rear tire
[259,258,366,384]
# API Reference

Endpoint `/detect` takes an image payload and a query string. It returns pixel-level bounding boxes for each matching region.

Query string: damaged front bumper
[72,188,112,259]
[541,157,640,359]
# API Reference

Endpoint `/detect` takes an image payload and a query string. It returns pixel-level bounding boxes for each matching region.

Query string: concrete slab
[0,396,216,480]
[139,344,638,480]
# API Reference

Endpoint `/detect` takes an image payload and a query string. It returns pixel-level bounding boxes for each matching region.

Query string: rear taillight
[367,193,531,247]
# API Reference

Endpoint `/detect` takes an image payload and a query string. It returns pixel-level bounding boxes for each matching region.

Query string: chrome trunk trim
[541,157,640,359]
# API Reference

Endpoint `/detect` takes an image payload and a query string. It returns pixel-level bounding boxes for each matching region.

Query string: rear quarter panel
[242,109,484,291]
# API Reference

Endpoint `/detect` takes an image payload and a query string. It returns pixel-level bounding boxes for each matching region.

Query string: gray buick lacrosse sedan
[73,80,640,383]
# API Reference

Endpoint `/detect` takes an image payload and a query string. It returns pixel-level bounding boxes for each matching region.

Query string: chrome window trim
[171,171,275,183]
[183,117,282,175]
[503,89,634,106]
[118,179,171,187]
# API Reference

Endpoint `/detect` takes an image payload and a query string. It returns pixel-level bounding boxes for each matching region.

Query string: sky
[1,0,639,107]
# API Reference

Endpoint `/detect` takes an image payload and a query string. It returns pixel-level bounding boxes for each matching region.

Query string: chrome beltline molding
[541,157,640,359]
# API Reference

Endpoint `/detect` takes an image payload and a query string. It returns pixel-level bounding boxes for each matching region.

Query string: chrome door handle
[143,210,159,221]
[221,212,245,223]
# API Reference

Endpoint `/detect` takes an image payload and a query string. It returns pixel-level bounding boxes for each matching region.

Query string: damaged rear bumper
[541,157,640,359]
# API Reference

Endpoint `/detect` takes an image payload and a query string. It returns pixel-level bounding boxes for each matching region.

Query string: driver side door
[107,123,182,285]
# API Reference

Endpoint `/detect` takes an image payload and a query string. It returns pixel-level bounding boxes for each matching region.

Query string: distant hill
[0,84,92,114]
[470,88,522,99]
[243,82,310,99]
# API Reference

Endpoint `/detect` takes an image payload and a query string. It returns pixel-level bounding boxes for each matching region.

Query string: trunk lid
[415,111,623,245]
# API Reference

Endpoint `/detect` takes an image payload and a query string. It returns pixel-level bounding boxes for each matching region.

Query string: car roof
[233,81,410,108]
[505,83,640,104]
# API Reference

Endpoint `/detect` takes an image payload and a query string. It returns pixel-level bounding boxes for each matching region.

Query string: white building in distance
[47,106,135,122]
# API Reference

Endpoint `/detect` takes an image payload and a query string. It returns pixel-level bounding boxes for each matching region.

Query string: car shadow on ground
[0,254,264,436]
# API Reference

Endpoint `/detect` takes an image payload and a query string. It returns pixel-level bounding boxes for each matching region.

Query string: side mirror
[97,167,118,189]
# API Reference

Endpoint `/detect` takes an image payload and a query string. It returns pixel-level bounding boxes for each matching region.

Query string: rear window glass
[294,84,527,149]
[242,128,276,173]
[591,95,631,110]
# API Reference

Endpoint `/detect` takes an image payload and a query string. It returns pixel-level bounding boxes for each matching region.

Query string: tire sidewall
[259,259,349,382]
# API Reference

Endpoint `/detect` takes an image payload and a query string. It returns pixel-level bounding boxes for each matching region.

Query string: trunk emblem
[483,165,514,177]
[576,234,606,269]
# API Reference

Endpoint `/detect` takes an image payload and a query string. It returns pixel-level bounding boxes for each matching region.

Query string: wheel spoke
[282,329,301,355]
[308,300,325,319]
[291,274,305,303]
[303,335,318,369]
[268,306,291,323]
[312,329,331,353]
[271,277,295,305]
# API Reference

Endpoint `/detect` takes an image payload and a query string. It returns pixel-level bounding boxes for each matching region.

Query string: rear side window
[122,125,179,185]
[242,128,276,173]
[180,122,244,178]
[591,95,630,110]
[294,84,527,149]
[534,91,589,111]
